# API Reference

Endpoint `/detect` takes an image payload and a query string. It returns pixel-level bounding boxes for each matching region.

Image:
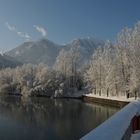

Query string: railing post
[138,115,140,130]
[132,115,140,133]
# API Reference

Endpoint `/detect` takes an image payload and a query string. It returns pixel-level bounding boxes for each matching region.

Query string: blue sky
[0,0,140,52]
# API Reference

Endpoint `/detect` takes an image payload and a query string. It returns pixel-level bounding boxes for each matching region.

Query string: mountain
[5,38,104,66]
[6,39,61,66]
[0,54,22,68]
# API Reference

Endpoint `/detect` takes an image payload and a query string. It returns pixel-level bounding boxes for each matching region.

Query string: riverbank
[8,91,136,108]
[82,94,136,107]
[35,89,84,99]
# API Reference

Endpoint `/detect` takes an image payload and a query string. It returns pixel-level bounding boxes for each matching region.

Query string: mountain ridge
[5,37,104,66]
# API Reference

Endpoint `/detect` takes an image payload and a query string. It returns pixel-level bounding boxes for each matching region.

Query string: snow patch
[131,131,140,140]
[15,51,20,55]
[85,93,136,102]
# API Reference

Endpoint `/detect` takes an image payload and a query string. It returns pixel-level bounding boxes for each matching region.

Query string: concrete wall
[83,95,129,108]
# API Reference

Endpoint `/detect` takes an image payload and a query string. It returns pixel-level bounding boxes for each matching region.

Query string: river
[0,96,119,140]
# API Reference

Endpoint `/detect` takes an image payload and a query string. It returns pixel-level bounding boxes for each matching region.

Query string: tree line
[0,46,83,97]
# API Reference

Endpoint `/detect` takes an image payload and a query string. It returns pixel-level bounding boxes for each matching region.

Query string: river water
[0,96,119,140]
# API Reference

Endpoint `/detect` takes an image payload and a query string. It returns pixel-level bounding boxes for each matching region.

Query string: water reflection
[0,96,119,140]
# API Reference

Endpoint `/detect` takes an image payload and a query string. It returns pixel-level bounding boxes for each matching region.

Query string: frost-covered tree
[85,21,140,98]
[55,46,82,92]
[85,46,104,96]
[55,49,68,77]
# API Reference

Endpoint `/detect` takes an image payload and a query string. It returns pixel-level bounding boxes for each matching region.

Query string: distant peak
[38,38,48,42]
[37,38,54,44]
[22,41,34,45]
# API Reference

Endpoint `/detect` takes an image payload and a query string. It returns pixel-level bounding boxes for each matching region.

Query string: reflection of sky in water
[0,97,119,140]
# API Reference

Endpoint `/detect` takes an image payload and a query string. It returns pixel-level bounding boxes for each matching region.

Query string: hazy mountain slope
[0,54,22,68]
[5,38,104,66]
[6,39,61,66]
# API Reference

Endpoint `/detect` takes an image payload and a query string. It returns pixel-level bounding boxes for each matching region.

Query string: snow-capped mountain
[6,39,61,66]
[5,38,104,66]
[0,54,22,68]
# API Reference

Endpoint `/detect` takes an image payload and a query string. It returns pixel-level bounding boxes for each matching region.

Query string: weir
[80,101,140,140]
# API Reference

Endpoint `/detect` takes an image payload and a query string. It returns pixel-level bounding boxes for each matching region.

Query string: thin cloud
[5,22,32,41]
[5,22,16,31]
[33,25,47,37]
[17,32,31,40]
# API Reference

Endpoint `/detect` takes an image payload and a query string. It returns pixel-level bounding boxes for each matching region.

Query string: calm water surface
[0,96,119,140]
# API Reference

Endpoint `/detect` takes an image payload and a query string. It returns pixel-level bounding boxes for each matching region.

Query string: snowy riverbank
[82,93,138,107]
[84,94,137,102]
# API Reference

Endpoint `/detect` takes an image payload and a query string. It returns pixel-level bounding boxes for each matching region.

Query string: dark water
[0,96,119,140]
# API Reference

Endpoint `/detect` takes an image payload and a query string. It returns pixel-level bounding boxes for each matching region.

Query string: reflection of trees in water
[80,103,119,133]
[0,96,119,140]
